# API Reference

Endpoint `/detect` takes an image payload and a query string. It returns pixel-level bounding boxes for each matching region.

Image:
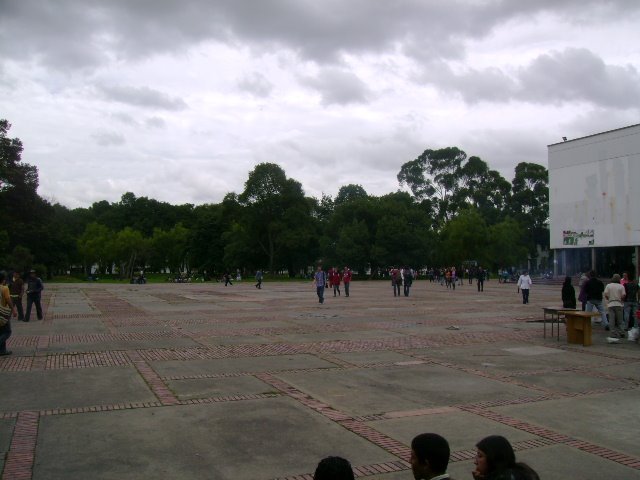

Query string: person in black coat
[561,276,577,309]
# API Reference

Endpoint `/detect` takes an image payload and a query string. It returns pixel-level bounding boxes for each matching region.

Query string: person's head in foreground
[474,435,540,480]
[313,456,354,480]
[411,432,450,479]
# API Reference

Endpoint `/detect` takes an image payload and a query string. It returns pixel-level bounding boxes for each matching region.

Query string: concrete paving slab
[34,398,397,480]
[277,364,538,416]
[183,320,294,331]
[167,375,274,400]
[494,389,640,457]
[507,370,630,393]
[0,418,14,453]
[0,367,156,412]
[593,362,640,382]
[50,318,110,334]
[370,410,539,451]
[270,329,408,343]
[331,350,418,365]
[405,343,607,374]
[515,444,638,480]
[151,354,339,377]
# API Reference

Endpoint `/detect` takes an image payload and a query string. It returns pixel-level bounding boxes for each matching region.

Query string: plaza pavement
[1,278,639,480]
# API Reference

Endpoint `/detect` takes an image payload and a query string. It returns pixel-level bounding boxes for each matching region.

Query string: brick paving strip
[125,350,180,406]
[460,405,640,471]
[2,411,39,480]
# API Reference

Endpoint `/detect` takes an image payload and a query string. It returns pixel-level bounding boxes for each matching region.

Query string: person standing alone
[517,271,532,304]
[24,269,44,322]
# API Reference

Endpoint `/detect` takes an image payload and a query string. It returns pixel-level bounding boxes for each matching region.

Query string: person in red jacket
[342,267,352,297]
[330,267,342,297]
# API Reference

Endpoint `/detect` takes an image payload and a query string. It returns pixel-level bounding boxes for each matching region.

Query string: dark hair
[589,270,597,278]
[411,433,450,474]
[563,276,572,286]
[313,456,355,480]
[477,435,516,472]
[476,436,539,480]
[0,272,5,283]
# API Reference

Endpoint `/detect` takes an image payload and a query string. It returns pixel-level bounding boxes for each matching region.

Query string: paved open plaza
[1,279,639,479]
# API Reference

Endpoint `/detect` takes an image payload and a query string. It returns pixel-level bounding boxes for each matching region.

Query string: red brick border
[126,351,179,406]
[2,411,39,480]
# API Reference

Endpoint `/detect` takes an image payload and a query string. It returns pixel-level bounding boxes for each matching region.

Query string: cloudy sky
[2,0,639,208]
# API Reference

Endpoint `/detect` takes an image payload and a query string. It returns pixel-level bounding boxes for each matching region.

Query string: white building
[548,123,640,277]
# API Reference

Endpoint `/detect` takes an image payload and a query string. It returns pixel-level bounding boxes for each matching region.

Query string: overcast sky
[2,0,639,208]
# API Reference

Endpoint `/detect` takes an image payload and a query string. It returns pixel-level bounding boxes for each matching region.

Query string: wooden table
[542,307,579,340]
[564,311,601,346]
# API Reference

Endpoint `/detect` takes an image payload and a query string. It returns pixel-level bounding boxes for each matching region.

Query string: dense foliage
[0,119,549,279]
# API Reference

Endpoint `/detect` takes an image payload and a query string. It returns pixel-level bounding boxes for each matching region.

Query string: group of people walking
[0,269,44,357]
[313,266,353,304]
[313,433,539,480]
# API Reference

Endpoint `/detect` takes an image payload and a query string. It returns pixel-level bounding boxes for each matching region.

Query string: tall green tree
[397,147,467,222]
[509,162,549,251]
[238,163,316,274]
[149,224,190,273]
[112,227,147,279]
[439,208,488,266]
[77,223,114,275]
[486,217,529,270]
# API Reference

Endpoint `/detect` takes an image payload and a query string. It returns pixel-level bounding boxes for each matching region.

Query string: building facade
[548,123,640,278]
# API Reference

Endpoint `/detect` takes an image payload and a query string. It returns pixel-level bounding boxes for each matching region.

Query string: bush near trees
[0,118,549,280]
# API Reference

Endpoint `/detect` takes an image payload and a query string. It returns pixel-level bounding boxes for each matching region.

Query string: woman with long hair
[473,435,539,480]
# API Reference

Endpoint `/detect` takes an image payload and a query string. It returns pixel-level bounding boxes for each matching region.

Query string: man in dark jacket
[24,269,44,322]
[584,270,607,329]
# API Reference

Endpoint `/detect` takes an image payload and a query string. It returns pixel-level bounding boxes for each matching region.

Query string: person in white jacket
[517,271,532,304]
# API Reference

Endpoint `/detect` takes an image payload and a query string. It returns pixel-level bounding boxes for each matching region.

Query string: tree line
[0,119,549,279]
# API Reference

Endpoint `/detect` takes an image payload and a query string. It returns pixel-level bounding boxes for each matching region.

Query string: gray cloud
[98,84,188,110]
[145,116,166,128]
[3,0,638,72]
[301,67,371,105]
[92,131,126,146]
[237,72,273,98]
[422,48,640,109]
[517,48,640,108]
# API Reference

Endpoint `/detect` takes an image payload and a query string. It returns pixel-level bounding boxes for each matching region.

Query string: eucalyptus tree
[238,163,316,274]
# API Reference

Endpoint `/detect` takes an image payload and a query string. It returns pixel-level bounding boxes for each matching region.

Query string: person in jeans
[313,266,326,304]
[584,270,608,328]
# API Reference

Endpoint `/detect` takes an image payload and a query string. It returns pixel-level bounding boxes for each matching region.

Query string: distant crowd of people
[313,433,539,480]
